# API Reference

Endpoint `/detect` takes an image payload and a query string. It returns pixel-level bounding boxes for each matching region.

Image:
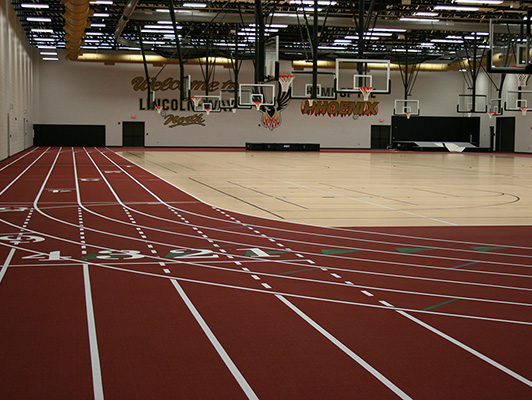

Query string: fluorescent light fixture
[42,57,59,60]
[249,23,288,28]
[420,42,435,47]
[92,13,109,17]
[431,38,464,43]
[434,6,479,11]
[90,23,106,27]
[40,51,57,55]
[21,3,49,8]
[86,32,104,36]
[414,12,439,17]
[299,7,322,12]
[370,27,407,32]
[89,0,113,4]
[289,0,337,4]
[31,28,53,33]
[27,17,51,22]
[318,46,343,50]
[157,20,173,24]
[33,38,55,42]
[399,17,440,22]
[393,48,421,52]
[142,29,180,34]
[84,39,100,43]
[455,0,502,4]
[183,2,207,7]
[37,45,56,49]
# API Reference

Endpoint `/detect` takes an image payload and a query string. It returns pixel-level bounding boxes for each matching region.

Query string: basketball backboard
[238,84,275,107]
[181,75,191,101]
[457,94,487,113]
[220,89,252,110]
[291,71,336,100]
[191,95,221,114]
[394,99,420,117]
[264,36,279,82]
[335,59,391,94]
[489,18,532,73]
[489,98,503,115]
[505,90,532,113]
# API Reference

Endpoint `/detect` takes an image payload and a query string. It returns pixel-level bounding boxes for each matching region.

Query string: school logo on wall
[301,99,379,118]
[259,89,291,131]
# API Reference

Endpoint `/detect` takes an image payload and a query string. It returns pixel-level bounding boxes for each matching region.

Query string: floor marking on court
[331,273,342,279]
[189,177,284,219]
[451,261,479,269]
[276,294,412,399]
[83,264,104,400]
[422,298,461,311]
[471,246,508,252]
[361,290,374,297]
[251,275,260,280]
[170,279,259,399]
[163,268,171,274]
[379,300,394,308]
[261,283,272,289]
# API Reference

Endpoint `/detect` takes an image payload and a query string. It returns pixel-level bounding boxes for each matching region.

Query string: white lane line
[331,273,342,279]
[397,309,532,388]
[163,269,171,273]
[0,248,16,285]
[276,294,412,399]
[361,290,374,297]
[379,300,395,308]
[251,275,261,280]
[83,264,104,400]
[169,279,258,399]
[261,283,272,289]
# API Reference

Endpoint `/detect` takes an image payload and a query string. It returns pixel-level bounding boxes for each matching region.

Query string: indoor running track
[1,147,532,399]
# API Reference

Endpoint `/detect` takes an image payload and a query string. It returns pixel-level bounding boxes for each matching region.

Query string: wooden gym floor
[120,149,532,227]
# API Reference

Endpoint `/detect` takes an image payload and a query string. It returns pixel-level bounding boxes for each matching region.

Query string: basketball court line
[115,149,532,252]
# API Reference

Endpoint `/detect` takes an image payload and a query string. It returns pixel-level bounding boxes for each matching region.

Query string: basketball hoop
[359,87,374,102]
[520,106,529,116]
[154,106,162,114]
[511,65,530,88]
[204,106,212,116]
[488,111,497,119]
[405,112,412,119]
[191,96,201,110]
[278,74,295,94]
[253,101,263,111]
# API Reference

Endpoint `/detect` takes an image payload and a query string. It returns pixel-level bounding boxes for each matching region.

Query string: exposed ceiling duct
[62,0,92,61]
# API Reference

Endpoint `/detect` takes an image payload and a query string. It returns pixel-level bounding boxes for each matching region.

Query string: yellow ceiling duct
[62,0,92,61]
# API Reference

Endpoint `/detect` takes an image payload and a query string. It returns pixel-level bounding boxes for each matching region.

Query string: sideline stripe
[276,294,412,399]
[397,309,532,388]
[83,264,104,400]
[169,279,258,400]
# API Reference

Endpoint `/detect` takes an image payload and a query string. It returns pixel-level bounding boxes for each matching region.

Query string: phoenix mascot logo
[259,84,291,131]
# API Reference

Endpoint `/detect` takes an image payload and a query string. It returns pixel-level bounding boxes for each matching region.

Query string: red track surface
[1,147,531,399]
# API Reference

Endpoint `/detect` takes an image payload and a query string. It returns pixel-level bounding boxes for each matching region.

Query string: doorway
[370,125,391,149]
[495,117,515,152]
[122,121,145,147]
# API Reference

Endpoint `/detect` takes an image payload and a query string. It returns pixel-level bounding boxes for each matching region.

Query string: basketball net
[359,87,374,102]
[253,101,263,111]
[517,73,530,88]
[191,96,201,110]
[155,106,162,114]
[278,74,295,94]
[488,111,497,119]
[520,106,529,116]
[405,112,412,119]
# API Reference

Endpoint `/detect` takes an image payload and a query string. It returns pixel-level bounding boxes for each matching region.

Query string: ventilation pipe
[62,0,92,60]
